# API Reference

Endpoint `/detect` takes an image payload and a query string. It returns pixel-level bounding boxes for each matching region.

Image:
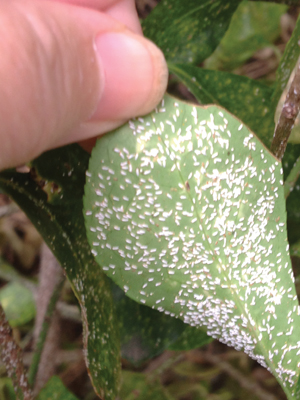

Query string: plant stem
[0,304,33,400]
[28,245,64,389]
[271,63,300,160]
[284,156,300,199]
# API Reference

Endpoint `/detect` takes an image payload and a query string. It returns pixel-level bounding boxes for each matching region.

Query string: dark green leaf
[142,0,241,64]
[168,64,274,146]
[84,95,300,399]
[204,2,286,71]
[0,145,120,400]
[36,376,78,400]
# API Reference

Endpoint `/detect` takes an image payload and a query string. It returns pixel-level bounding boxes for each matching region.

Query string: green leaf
[168,64,274,146]
[36,376,79,400]
[120,371,174,400]
[0,145,120,400]
[84,95,300,399]
[0,282,35,328]
[142,0,241,64]
[204,1,287,71]
[271,14,300,109]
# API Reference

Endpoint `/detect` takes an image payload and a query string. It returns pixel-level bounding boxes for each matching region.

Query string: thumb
[0,0,168,170]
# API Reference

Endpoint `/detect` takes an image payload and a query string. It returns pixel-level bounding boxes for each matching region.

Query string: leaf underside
[84,95,300,399]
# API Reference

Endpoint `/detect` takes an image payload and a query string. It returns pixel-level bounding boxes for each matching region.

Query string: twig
[0,304,33,400]
[284,155,300,198]
[28,244,64,392]
[271,62,300,160]
[201,351,277,400]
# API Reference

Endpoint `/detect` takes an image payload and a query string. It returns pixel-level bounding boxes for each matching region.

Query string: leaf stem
[284,156,300,199]
[0,304,33,400]
[271,62,300,160]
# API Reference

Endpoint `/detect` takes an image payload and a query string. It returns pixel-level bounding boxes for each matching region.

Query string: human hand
[0,0,168,170]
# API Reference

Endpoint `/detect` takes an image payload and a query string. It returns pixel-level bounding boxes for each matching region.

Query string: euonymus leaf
[0,146,120,400]
[168,64,274,146]
[204,1,286,71]
[142,0,241,64]
[84,95,300,399]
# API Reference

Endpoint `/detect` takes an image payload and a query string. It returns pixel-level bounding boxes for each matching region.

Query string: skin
[0,0,168,170]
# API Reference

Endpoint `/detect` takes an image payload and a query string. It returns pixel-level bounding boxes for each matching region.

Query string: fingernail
[91,32,168,121]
